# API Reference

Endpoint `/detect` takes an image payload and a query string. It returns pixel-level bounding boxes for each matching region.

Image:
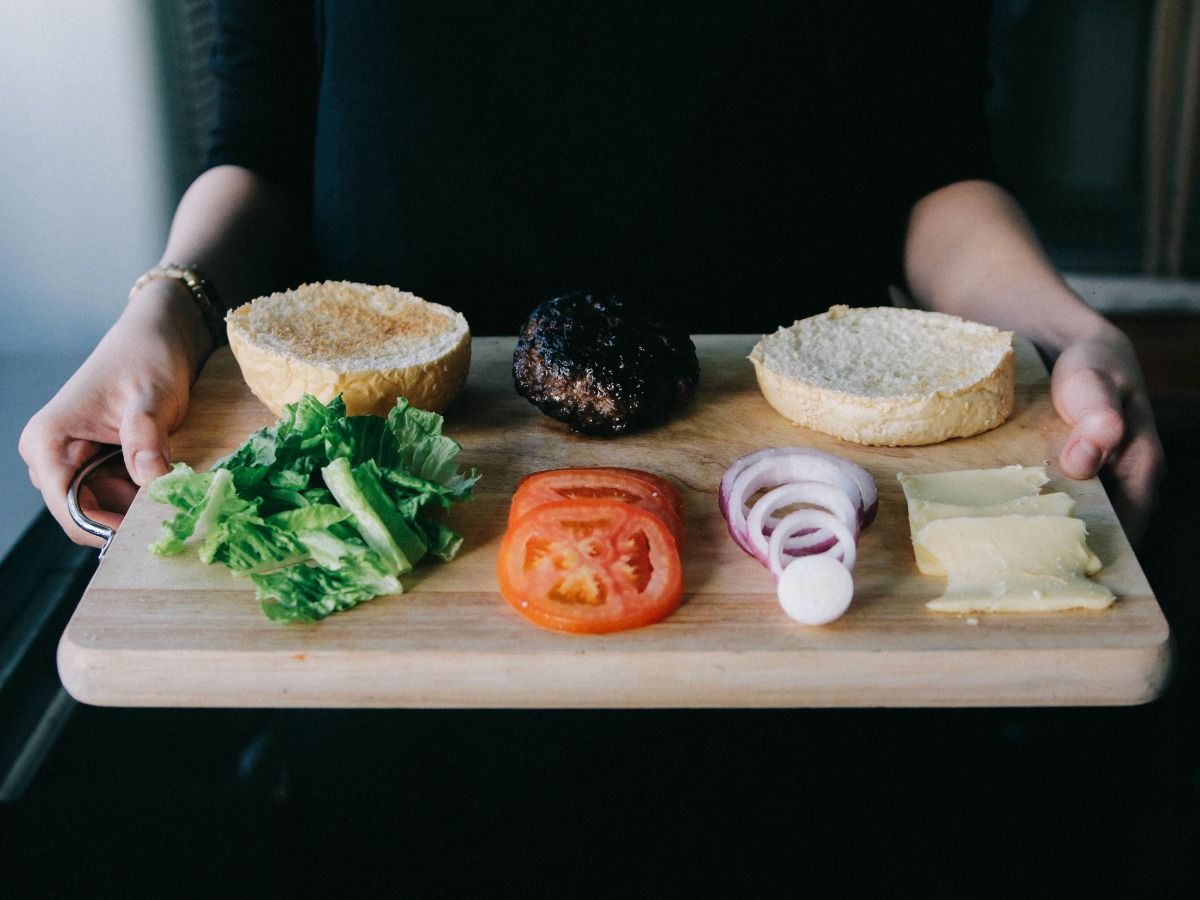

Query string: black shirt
[206,1,995,335]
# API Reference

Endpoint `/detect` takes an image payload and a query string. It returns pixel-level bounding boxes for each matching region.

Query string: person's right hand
[19,279,213,546]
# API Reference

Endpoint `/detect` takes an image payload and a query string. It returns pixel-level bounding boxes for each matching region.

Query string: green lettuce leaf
[149,466,255,556]
[294,529,401,596]
[322,412,391,468]
[148,392,477,623]
[148,462,213,510]
[266,503,353,532]
[320,456,427,575]
[386,399,465,485]
[199,511,309,573]
[253,563,382,623]
[417,517,465,562]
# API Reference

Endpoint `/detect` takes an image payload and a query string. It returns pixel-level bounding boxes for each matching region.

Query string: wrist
[129,262,225,343]
[123,278,214,374]
[1036,297,1122,360]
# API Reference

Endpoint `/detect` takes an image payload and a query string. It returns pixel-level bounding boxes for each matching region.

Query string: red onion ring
[722,453,863,556]
[745,480,858,563]
[719,447,877,533]
[719,447,875,567]
[719,447,873,625]
[767,509,857,578]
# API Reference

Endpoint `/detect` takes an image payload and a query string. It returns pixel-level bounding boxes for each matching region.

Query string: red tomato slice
[497,499,684,634]
[581,468,684,517]
[508,468,685,543]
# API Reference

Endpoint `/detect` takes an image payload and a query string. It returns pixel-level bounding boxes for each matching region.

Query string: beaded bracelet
[128,263,226,346]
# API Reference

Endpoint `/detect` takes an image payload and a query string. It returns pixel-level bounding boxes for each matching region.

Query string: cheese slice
[906,493,1078,575]
[916,515,1115,613]
[896,465,1049,506]
[896,466,1095,575]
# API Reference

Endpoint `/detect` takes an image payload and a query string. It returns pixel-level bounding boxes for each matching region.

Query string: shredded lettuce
[148,394,478,622]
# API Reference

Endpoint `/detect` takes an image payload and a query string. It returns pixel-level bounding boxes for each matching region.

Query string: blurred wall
[0,0,174,355]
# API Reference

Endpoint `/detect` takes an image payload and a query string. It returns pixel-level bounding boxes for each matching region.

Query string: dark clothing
[207,1,995,335]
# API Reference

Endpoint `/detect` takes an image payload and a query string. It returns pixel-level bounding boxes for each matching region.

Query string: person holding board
[21,2,1162,543]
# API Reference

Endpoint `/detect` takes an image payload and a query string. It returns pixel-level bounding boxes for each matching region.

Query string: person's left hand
[1049,323,1164,542]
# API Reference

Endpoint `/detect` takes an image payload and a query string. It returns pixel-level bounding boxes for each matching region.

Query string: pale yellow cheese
[896,465,1049,506]
[896,465,1098,575]
[906,493,1078,575]
[916,516,1115,613]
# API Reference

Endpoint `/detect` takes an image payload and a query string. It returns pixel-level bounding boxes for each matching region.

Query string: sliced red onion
[770,529,840,556]
[719,447,876,536]
[718,447,869,626]
[792,447,879,527]
[745,481,858,563]
[724,453,861,553]
[767,508,857,578]
[777,555,855,625]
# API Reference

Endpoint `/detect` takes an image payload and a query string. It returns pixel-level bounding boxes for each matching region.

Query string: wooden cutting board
[57,336,1172,708]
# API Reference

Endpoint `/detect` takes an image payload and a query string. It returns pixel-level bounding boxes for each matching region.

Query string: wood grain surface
[57,336,1172,708]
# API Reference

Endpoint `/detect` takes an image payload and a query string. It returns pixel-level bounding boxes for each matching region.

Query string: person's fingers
[1052,366,1126,479]
[119,400,172,487]
[18,296,199,546]
[1061,411,1125,479]
[1098,396,1165,543]
[89,467,140,516]
[75,483,127,533]
[1103,437,1162,544]
[19,423,107,547]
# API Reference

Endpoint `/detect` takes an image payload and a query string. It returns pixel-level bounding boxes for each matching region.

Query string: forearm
[903,179,1162,532]
[130,163,308,368]
[159,163,309,317]
[903,179,1114,357]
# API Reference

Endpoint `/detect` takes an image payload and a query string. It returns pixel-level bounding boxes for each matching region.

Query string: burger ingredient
[497,499,683,634]
[745,481,858,563]
[512,292,699,435]
[749,305,1015,446]
[148,394,479,622]
[776,556,856,625]
[767,508,858,578]
[896,466,1080,575]
[719,447,875,624]
[719,447,876,565]
[918,515,1115,613]
[896,465,1113,612]
[227,281,471,417]
[321,457,428,575]
[508,467,684,545]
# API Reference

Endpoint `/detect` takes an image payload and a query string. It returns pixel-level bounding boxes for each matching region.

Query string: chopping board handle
[67,446,122,561]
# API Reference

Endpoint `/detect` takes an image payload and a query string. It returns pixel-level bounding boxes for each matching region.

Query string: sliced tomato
[582,467,684,516]
[508,467,685,543]
[497,498,684,634]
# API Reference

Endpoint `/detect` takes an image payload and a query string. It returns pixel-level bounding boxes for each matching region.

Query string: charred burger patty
[512,293,699,436]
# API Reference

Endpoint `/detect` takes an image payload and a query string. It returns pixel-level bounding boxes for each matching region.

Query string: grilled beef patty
[512,293,699,435]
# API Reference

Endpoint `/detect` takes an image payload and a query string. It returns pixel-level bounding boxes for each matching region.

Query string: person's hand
[1049,322,1164,542]
[18,280,211,546]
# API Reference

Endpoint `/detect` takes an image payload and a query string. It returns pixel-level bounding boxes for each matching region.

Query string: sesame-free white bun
[749,305,1015,446]
[226,281,471,417]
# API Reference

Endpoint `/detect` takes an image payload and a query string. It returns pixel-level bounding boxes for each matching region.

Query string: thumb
[1052,365,1126,479]
[119,401,172,486]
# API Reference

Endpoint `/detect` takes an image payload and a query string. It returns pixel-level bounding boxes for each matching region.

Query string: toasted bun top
[750,305,1013,400]
[226,281,469,372]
